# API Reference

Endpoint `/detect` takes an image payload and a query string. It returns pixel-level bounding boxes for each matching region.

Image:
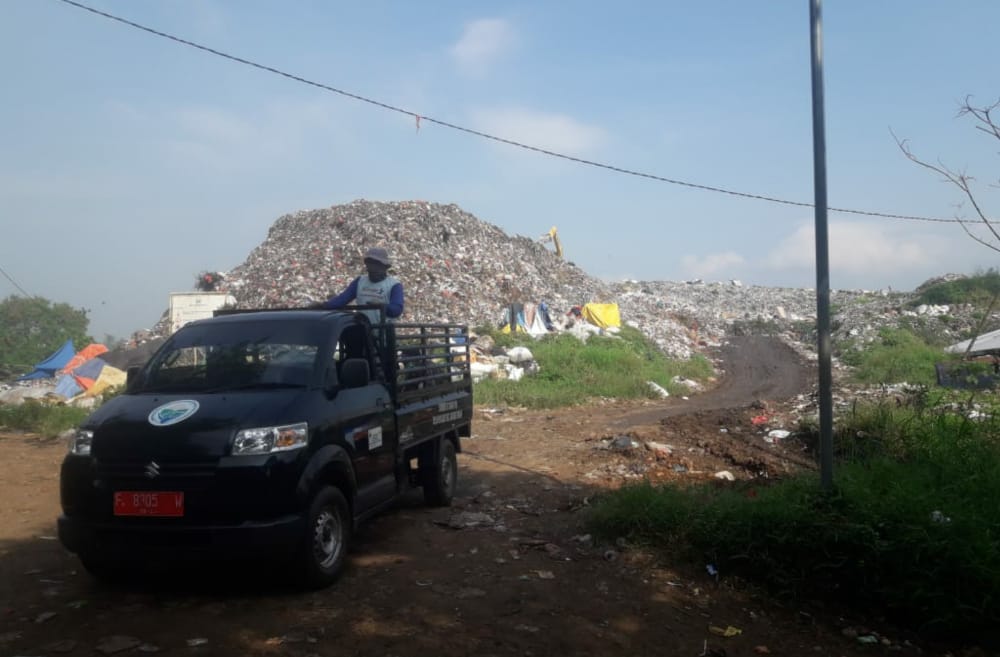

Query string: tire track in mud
[614,335,815,428]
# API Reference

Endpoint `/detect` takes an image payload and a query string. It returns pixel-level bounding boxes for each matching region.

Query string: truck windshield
[135,320,323,393]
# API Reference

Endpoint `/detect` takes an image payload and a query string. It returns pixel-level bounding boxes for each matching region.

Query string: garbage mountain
[223,199,613,329]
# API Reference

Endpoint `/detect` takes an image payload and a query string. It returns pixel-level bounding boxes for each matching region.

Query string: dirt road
[0,337,925,657]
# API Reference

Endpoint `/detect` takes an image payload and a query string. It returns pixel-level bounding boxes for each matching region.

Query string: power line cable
[0,263,32,297]
[54,0,989,225]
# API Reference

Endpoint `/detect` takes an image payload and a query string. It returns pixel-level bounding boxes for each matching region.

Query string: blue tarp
[72,357,106,382]
[53,374,83,399]
[16,339,75,381]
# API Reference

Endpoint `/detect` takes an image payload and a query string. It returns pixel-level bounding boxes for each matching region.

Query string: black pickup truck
[58,308,472,587]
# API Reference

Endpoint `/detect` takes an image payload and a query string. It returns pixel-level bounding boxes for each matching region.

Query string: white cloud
[159,0,227,38]
[94,98,366,175]
[191,0,227,37]
[765,221,929,275]
[160,107,275,171]
[152,100,350,172]
[681,251,746,278]
[171,107,254,143]
[471,107,605,156]
[0,170,131,202]
[450,18,516,77]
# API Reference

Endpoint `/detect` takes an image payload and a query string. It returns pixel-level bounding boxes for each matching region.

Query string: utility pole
[810,0,834,490]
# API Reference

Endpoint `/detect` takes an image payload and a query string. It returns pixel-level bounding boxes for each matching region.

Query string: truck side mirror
[340,358,370,389]
[126,366,140,389]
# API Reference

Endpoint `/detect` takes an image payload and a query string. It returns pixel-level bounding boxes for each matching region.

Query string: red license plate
[113,491,184,517]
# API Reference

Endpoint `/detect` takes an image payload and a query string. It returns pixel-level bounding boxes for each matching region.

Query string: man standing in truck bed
[315,247,404,325]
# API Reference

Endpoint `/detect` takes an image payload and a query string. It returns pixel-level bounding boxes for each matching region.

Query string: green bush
[913,269,1000,307]
[0,400,89,437]
[840,328,943,385]
[588,400,1000,640]
[897,314,954,348]
[474,326,713,408]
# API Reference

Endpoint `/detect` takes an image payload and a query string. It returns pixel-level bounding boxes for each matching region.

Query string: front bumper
[58,512,305,559]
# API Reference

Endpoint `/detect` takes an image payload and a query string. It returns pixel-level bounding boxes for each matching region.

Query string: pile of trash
[466,337,540,383]
[111,200,994,367]
[222,199,610,328]
[208,200,787,359]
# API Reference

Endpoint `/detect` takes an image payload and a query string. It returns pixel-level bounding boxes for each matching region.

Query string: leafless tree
[893,97,1000,253]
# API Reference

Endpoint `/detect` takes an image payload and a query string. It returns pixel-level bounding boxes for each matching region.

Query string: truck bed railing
[383,322,471,404]
[209,306,472,404]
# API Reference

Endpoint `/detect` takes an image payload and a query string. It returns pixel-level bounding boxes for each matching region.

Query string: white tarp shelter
[945,328,1000,355]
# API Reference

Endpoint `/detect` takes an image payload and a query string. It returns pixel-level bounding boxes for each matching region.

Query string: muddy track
[614,335,815,428]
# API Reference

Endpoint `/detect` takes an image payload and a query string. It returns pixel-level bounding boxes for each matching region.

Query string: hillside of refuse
[209,200,983,360]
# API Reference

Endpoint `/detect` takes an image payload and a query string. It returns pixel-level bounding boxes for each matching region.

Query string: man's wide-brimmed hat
[363,247,391,267]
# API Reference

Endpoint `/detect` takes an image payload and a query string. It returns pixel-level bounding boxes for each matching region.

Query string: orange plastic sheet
[59,343,108,374]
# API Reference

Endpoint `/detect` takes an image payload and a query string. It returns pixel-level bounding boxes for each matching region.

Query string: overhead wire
[0,263,32,297]
[54,0,991,225]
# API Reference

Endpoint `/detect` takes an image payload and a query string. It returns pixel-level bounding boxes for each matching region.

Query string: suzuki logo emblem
[144,461,160,479]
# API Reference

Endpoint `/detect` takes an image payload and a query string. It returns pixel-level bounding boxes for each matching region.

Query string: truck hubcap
[313,509,342,569]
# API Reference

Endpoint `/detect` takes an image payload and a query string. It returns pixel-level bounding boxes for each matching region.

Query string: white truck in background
[168,292,237,334]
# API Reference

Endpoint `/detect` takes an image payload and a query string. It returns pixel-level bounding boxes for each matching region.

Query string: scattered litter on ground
[437,511,496,529]
[708,625,742,637]
[765,429,791,444]
[647,381,671,398]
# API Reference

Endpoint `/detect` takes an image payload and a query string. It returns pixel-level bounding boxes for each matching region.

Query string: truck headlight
[70,429,93,456]
[232,422,308,456]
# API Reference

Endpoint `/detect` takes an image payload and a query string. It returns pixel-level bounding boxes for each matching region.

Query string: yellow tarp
[83,365,126,397]
[581,303,621,329]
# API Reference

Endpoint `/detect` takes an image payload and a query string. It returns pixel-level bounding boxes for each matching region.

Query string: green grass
[588,399,1000,640]
[474,325,713,408]
[913,269,1000,307]
[839,327,944,386]
[0,400,89,437]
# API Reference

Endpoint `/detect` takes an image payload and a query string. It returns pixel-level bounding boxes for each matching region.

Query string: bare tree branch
[958,96,1000,141]
[891,122,1000,249]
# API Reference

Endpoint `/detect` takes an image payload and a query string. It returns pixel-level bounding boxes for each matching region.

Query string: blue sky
[2,1,999,340]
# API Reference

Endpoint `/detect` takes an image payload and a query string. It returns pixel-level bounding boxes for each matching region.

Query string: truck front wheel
[300,486,351,588]
[422,439,457,507]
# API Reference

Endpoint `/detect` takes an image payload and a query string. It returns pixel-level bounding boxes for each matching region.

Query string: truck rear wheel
[422,439,457,507]
[300,486,351,589]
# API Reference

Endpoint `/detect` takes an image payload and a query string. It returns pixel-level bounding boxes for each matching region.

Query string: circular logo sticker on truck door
[148,400,200,427]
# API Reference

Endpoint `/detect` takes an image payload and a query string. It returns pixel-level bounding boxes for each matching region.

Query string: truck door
[331,322,397,513]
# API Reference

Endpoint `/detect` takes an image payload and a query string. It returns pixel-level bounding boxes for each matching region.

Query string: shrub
[588,400,1000,640]
[840,328,943,385]
[0,400,89,437]
[913,269,1000,307]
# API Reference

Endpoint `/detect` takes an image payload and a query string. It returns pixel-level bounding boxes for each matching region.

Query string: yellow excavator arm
[540,226,563,259]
